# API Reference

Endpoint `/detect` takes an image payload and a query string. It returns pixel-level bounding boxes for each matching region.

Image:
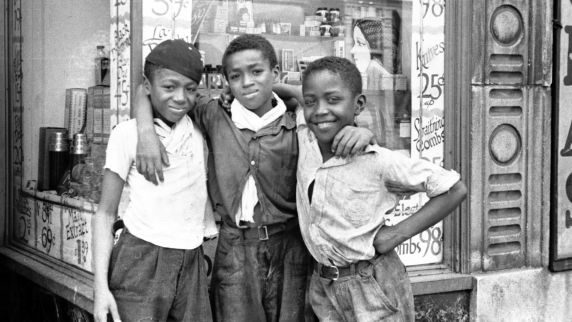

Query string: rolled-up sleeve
[383,149,460,198]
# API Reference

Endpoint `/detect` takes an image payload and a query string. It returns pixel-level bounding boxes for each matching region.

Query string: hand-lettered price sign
[34,199,63,259]
[387,195,444,266]
[14,192,35,248]
[110,0,131,127]
[387,0,446,266]
[62,207,93,272]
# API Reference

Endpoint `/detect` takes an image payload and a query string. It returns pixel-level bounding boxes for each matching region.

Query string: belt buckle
[258,226,269,240]
[321,264,339,281]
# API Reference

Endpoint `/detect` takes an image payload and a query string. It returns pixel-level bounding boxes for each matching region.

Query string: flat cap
[145,39,203,83]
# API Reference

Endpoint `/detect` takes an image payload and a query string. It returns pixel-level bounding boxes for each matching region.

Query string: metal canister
[329,8,340,22]
[48,131,70,190]
[71,133,88,167]
[316,7,328,22]
[70,133,89,183]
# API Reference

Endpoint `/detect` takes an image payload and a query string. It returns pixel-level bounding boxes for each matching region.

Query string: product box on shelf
[64,88,87,140]
[234,0,254,27]
[86,85,111,144]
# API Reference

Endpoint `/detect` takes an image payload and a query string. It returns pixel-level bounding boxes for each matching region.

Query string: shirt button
[250,160,255,166]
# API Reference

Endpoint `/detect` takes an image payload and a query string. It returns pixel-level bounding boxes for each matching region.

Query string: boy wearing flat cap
[93,39,217,322]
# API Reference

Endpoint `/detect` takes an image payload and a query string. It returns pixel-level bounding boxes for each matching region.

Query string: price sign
[34,199,62,259]
[142,0,194,59]
[14,193,35,247]
[388,0,446,266]
[62,207,92,272]
[110,0,131,127]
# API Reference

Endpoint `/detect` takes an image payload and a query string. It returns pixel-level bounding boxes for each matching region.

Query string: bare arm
[273,83,303,111]
[134,84,169,185]
[373,180,467,254]
[92,170,124,322]
[273,83,376,156]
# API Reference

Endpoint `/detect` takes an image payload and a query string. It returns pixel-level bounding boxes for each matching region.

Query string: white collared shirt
[104,116,217,249]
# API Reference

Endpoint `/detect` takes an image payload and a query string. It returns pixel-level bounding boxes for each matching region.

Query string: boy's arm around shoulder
[273,83,303,112]
[133,84,168,185]
[374,179,467,254]
[92,170,124,322]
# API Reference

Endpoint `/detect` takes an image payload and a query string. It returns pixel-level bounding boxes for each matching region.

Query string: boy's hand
[134,83,169,185]
[94,288,121,322]
[332,126,375,157]
[136,130,168,185]
[373,225,408,254]
[218,84,233,114]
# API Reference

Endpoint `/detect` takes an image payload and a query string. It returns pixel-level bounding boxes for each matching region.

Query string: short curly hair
[221,34,278,78]
[302,56,363,96]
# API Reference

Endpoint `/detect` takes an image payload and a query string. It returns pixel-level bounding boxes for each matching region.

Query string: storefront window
[191,0,447,266]
[9,0,448,278]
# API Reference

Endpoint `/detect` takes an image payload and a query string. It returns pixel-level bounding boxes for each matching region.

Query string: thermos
[71,133,88,168]
[70,133,89,184]
[48,131,70,190]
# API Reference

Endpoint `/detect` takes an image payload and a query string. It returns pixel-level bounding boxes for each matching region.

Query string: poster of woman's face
[350,14,403,91]
[351,24,372,73]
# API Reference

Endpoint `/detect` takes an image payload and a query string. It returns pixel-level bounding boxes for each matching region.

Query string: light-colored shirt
[296,113,460,266]
[104,116,217,249]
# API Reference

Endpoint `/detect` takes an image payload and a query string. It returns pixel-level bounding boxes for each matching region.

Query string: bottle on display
[70,133,89,184]
[95,45,110,86]
[48,131,70,191]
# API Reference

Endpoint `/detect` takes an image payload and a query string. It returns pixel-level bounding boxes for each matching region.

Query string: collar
[319,143,378,169]
[230,92,287,132]
[153,115,195,155]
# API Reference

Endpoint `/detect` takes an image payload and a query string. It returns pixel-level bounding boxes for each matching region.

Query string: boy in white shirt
[92,39,216,322]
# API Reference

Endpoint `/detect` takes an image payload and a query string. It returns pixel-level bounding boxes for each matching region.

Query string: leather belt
[315,254,382,281]
[236,219,298,241]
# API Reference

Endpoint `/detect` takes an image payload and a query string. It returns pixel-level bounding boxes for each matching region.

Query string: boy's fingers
[337,136,356,157]
[94,308,108,322]
[109,301,122,322]
[350,142,363,156]
[333,134,349,156]
[154,161,164,183]
[344,137,358,156]
[135,158,143,174]
[143,162,158,185]
[331,132,343,153]
[160,146,170,167]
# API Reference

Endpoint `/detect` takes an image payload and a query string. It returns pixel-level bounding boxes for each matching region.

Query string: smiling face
[225,49,279,117]
[303,69,366,156]
[351,25,372,73]
[144,68,198,125]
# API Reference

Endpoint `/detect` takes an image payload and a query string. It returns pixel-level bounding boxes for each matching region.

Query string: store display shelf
[201,31,345,43]
[14,187,95,273]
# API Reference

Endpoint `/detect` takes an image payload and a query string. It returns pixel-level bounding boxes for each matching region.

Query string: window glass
[191,0,446,266]
[11,0,447,270]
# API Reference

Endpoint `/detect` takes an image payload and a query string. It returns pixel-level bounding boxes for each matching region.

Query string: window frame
[0,1,475,312]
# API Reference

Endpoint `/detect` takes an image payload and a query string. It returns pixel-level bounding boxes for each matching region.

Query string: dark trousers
[109,230,213,322]
[211,223,312,322]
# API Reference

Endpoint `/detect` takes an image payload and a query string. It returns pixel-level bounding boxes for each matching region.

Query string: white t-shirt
[104,116,216,249]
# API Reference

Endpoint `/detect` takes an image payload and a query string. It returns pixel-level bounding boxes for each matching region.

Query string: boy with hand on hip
[92,39,216,322]
[295,56,467,321]
[133,34,374,321]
